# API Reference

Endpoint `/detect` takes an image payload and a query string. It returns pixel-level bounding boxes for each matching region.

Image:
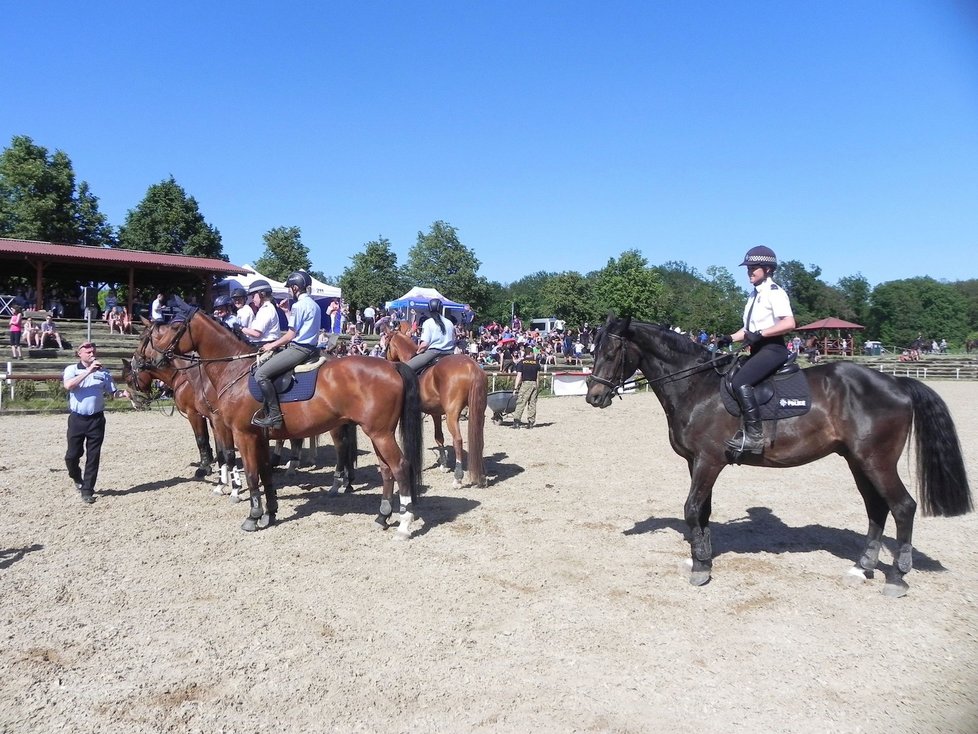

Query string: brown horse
[141,309,423,538]
[586,316,972,597]
[382,325,487,488]
[124,343,358,498]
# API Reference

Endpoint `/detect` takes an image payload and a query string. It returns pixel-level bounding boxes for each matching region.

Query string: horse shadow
[280,484,480,537]
[625,506,947,572]
[102,475,199,496]
[483,451,525,484]
[0,543,43,570]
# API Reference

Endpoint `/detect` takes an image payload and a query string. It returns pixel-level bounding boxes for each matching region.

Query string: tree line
[2,135,976,348]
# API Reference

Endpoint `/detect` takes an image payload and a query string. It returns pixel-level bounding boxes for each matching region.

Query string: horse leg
[847,457,917,597]
[238,440,266,533]
[191,415,214,479]
[445,410,465,489]
[684,459,724,586]
[257,440,278,529]
[844,458,889,583]
[373,434,415,540]
[432,416,449,472]
[375,461,395,530]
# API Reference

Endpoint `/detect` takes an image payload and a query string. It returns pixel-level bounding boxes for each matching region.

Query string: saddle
[720,353,811,420]
[415,350,451,377]
[247,350,328,404]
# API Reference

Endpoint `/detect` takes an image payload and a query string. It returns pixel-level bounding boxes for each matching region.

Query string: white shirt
[420,315,455,351]
[236,304,254,328]
[743,278,793,332]
[250,301,281,342]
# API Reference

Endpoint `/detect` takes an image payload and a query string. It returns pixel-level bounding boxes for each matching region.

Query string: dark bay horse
[586,316,973,597]
[383,326,488,488]
[142,310,424,538]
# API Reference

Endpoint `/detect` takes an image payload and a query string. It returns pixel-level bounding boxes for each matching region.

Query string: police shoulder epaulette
[770,283,780,289]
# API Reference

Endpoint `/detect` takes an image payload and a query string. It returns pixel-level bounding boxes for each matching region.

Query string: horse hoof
[229,493,242,504]
[194,468,208,479]
[844,566,873,584]
[882,580,909,598]
[452,479,463,490]
[439,465,450,473]
[394,529,411,542]
[212,485,226,496]
[257,513,275,530]
[689,571,711,586]
[241,518,258,532]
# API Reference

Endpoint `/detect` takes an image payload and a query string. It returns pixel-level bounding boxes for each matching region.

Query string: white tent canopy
[307,273,341,298]
[217,264,289,299]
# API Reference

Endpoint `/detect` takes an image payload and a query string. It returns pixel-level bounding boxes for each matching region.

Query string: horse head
[586,314,638,408]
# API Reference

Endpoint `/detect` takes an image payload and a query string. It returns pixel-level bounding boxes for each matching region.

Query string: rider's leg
[252,346,310,429]
[727,343,788,454]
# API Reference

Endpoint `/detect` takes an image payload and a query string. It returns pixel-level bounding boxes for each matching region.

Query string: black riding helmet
[286,271,312,291]
[231,287,247,300]
[740,245,778,272]
[428,298,443,314]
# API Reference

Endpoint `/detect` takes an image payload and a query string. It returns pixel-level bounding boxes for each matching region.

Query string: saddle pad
[721,369,811,420]
[248,369,319,404]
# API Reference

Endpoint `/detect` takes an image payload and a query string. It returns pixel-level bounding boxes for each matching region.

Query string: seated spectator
[39,314,64,349]
[108,305,131,334]
[23,317,42,348]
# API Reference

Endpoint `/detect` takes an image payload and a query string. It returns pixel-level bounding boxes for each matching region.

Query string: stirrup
[252,409,283,429]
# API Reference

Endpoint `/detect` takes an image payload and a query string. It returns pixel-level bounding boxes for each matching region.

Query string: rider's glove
[744,330,764,346]
[716,334,733,349]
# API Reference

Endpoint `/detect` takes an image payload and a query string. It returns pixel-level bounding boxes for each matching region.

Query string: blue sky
[3,1,977,288]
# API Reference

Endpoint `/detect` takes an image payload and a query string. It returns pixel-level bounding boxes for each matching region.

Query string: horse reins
[587,331,736,397]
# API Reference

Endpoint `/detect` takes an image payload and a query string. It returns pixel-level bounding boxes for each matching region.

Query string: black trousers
[65,412,106,494]
[731,341,789,391]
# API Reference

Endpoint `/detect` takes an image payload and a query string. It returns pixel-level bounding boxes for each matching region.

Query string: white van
[529,317,564,334]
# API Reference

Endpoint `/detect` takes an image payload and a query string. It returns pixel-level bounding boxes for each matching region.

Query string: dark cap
[78,341,96,350]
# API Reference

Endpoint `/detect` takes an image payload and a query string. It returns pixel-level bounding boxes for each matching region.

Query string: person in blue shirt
[405,298,456,372]
[63,341,128,504]
[252,271,321,429]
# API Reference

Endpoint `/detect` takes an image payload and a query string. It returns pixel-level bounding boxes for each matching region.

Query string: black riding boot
[253,377,284,429]
[726,384,765,454]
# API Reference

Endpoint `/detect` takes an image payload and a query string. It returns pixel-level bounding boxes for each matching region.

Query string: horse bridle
[585,332,631,393]
[586,328,736,396]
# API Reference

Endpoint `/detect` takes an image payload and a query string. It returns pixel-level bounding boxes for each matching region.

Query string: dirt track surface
[1,382,977,733]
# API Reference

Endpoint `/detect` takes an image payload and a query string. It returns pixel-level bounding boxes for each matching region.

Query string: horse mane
[622,320,731,367]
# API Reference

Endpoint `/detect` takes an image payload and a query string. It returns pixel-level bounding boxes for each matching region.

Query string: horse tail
[898,377,973,517]
[395,362,424,503]
[467,370,488,487]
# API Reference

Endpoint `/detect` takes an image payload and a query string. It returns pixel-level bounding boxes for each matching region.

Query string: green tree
[505,271,554,323]
[777,260,833,326]
[591,250,664,320]
[704,265,748,334]
[539,271,596,328]
[835,273,872,326]
[253,226,311,282]
[403,220,487,305]
[117,177,224,259]
[75,181,115,247]
[339,236,407,313]
[0,135,112,246]
[950,279,978,342]
[868,277,969,348]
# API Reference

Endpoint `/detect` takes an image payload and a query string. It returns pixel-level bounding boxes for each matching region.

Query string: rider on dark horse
[405,298,456,373]
[716,246,797,454]
[252,271,321,429]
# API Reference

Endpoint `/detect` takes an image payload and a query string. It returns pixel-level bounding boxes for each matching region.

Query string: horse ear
[140,316,151,327]
[604,311,617,326]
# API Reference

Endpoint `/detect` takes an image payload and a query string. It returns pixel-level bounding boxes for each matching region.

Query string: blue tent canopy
[385,287,464,313]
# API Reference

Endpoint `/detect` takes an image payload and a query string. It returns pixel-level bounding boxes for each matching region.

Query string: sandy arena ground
[1,381,976,733]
